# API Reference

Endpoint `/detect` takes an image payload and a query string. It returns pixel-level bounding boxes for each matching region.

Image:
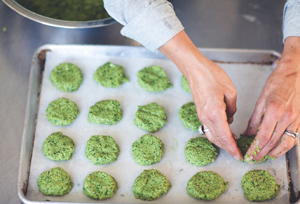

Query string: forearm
[158,31,211,76]
[281,37,300,67]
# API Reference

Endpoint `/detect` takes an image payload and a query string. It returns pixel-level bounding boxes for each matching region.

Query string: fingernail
[245,155,253,162]
[234,156,243,162]
[242,129,247,136]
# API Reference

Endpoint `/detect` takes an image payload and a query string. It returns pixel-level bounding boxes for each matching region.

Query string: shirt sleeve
[103,0,184,52]
[283,0,300,43]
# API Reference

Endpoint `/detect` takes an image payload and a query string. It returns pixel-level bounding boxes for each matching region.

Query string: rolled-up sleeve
[283,0,300,43]
[104,0,184,52]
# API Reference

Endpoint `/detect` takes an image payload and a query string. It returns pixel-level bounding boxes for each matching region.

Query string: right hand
[159,30,243,160]
[185,58,242,160]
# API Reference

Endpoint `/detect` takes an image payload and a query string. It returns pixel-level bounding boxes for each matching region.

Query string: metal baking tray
[17,45,300,204]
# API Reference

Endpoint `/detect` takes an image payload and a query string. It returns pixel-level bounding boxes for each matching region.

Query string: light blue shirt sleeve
[103,0,184,52]
[283,0,300,42]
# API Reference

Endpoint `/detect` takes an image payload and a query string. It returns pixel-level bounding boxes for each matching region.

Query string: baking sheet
[26,49,289,203]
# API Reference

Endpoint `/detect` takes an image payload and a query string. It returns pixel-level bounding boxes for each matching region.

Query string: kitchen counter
[0,0,285,203]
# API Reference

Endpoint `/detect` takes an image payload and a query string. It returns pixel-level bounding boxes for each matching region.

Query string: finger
[246,103,265,136]
[203,124,224,148]
[245,108,278,162]
[232,133,237,140]
[209,109,243,161]
[227,116,234,124]
[268,126,299,159]
[252,117,299,162]
[203,119,234,155]
[224,89,237,122]
[251,122,285,163]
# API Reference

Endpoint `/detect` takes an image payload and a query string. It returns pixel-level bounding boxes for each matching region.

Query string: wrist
[159,30,211,76]
[280,36,300,67]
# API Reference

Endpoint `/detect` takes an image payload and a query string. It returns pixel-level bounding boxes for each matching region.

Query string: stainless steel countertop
[0,0,285,203]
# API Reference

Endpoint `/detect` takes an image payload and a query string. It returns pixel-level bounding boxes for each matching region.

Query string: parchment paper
[27,49,289,204]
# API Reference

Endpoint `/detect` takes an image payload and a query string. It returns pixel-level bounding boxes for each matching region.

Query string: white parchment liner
[27,50,289,204]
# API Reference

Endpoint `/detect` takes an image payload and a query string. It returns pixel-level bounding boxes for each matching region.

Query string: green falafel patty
[37,167,73,196]
[42,132,75,161]
[132,134,164,165]
[83,171,118,200]
[187,171,228,200]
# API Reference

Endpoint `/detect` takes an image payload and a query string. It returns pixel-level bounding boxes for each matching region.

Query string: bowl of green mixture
[2,0,116,28]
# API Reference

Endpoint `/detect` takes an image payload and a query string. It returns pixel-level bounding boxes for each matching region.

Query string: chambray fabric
[283,0,300,42]
[103,0,184,52]
[104,0,300,50]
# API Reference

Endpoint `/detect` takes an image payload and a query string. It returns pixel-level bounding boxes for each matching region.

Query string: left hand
[244,36,300,163]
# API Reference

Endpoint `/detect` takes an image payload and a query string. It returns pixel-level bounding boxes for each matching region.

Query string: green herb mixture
[85,135,120,165]
[132,169,172,201]
[50,63,83,92]
[88,100,123,125]
[83,171,118,200]
[185,137,218,166]
[37,167,73,196]
[46,97,79,126]
[134,102,167,133]
[137,65,172,92]
[181,75,191,93]
[94,62,129,88]
[179,102,202,131]
[187,171,228,200]
[16,0,110,21]
[132,134,164,166]
[42,132,75,161]
[241,170,280,202]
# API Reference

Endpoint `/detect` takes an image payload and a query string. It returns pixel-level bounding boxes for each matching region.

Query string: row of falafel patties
[46,97,274,164]
[46,98,198,131]
[50,62,190,92]
[38,167,280,202]
[40,132,280,202]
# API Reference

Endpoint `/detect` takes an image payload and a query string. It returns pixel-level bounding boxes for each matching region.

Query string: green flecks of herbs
[137,65,172,92]
[241,170,280,202]
[179,102,202,131]
[185,137,219,166]
[187,171,228,200]
[85,135,120,165]
[131,134,164,166]
[15,0,110,21]
[88,100,123,125]
[132,169,172,201]
[46,97,79,126]
[37,167,73,196]
[42,132,75,161]
[268,156,275,160]
[50,62,83,92]
[94,62,129,88]
[181,75,191,93]
[251,150,257,156]
[83,171,118,200]
[237,135,273,164]
[134,102,167,133]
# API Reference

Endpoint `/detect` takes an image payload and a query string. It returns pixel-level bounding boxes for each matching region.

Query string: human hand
[186,58,243,158]
[159,31,243,160]
[244,36,300,163]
